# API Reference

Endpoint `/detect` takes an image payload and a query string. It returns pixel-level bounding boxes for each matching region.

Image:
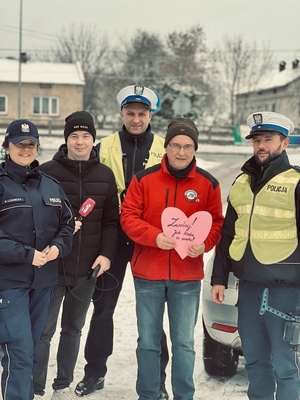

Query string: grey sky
[1,0,299,66]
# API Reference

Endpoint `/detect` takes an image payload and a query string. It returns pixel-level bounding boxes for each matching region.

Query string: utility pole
[18,0,23,118]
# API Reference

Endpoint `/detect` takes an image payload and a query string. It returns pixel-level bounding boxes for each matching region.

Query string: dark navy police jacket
[0,159,74,290]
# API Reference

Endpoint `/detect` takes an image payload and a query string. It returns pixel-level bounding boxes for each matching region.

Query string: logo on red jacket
[184,190,199,202]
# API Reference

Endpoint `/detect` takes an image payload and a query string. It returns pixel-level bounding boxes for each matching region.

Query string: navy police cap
[5,119,40,145]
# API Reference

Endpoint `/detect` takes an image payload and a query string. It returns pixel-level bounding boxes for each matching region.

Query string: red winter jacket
[120,155,224,281]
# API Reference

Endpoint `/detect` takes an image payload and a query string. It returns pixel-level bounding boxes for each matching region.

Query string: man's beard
[254,145,282,166]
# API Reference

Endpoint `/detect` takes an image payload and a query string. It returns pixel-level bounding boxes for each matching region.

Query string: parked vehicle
[201,253,242,376]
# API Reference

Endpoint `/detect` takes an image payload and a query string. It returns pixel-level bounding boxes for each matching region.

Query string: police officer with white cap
[76,85,170,399]
[211,111,300,400]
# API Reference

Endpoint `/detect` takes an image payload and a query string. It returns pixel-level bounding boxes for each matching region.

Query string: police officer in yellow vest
[76,85,170,399]
[211,111,300,400]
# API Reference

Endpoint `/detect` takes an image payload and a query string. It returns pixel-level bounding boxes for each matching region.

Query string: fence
[0,118,236,145]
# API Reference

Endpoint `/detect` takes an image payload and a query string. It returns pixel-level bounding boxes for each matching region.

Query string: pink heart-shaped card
[161,207,212,259]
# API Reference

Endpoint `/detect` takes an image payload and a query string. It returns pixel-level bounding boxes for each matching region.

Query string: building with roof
[236,60,300,129]
[0,58,85,129]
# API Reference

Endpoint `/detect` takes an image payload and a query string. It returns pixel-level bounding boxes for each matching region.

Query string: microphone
[77,198,96,221]
[88,263,100,280]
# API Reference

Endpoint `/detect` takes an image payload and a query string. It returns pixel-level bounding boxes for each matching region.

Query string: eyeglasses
[168,142,195,152]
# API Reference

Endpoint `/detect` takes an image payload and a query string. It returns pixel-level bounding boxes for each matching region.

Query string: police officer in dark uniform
[0,119,74,400]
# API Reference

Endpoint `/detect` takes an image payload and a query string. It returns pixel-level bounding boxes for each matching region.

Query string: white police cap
[246,111,294,139]
[117,85,160,113]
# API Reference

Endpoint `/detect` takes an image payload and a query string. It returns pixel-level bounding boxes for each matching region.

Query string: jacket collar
[161,153,197,179]
[1,158,41,183]
[120,124,152,144]
[241,150,292,191]
[53,144,98,165]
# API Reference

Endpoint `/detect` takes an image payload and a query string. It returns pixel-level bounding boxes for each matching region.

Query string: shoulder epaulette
[291,165,300,173]
[41,172,60,184]
[135,164,161,182]
[195,166,219,190]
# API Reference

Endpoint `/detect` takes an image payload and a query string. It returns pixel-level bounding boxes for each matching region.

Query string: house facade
[0,59,85,129]
[236,62,300,130]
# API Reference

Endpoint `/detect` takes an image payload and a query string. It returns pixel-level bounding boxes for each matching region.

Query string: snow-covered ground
[39,263,249,400]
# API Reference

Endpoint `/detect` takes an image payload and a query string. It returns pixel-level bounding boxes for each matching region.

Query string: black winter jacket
[0,159,74,290]
[40,144,119,277]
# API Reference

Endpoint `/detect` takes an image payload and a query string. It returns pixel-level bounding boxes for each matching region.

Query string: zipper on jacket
[173,180,179,206]
[131,138,138,180]
[165,187,169,208]
[75,162,83,276]
[167,179,179,279]
[164,185,172,277]
[123,153,129,188]
[248,193,256,241]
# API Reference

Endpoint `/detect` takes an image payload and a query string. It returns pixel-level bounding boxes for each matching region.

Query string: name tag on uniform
[2,197,25,205]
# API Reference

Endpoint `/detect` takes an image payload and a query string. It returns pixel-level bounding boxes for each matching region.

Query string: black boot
[75,375,104,397]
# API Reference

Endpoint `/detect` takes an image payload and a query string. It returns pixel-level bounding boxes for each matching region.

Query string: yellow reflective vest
[100,131,165,205]
[229,169,300,264]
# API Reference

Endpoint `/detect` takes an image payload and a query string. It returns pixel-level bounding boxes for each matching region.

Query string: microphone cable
[61,260,120,303]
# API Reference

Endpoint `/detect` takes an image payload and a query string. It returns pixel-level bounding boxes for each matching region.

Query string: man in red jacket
[121,117,224,400]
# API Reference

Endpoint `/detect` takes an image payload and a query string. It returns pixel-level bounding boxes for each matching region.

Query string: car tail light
[212,323,238,333]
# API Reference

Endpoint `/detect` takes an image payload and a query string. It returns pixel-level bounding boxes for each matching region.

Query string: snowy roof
[257,68,300,90]
[238,67,300,95]
[0,59,85,86]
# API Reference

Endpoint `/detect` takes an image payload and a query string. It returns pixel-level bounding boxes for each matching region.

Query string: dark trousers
[0,287,52,400]
[238,280,300,400]
[33,275,95,394]
[83,229,169,382]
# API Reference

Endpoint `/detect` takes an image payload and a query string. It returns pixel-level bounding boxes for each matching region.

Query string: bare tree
[119,30,167,85]
[52,24,112,116]
[165,25,207,86]
[211,35,274,125]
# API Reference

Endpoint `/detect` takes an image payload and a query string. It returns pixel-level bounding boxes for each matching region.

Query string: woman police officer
[0,119,74,400]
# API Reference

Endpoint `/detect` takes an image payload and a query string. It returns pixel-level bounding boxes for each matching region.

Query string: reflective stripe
[236,226,297,240]
[251,205,295,218]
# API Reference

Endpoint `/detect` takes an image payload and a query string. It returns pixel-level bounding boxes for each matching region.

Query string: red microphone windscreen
[78,198,96,219]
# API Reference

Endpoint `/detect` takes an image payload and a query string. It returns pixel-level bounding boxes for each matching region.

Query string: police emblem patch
[253,113,263,126]
[134,85,144,95]
[21,123,30,133]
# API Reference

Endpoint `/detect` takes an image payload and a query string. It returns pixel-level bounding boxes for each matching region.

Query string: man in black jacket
[33,111,119,400]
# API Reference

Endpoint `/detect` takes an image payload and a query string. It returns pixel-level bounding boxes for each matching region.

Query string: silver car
[201,252,242,376]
